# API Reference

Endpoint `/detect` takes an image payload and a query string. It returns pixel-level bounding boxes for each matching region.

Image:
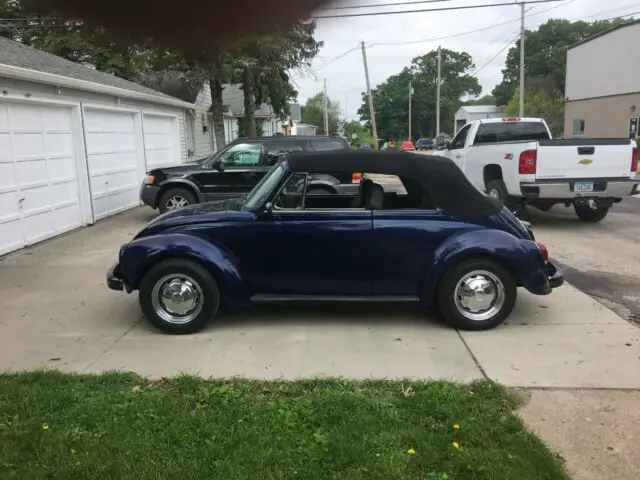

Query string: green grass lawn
[0,372,568,479]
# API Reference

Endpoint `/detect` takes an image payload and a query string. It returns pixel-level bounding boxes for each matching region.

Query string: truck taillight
[352,172,362,183]
[518,149,537,174]
[536,241,549,263]
[632,147,638,173]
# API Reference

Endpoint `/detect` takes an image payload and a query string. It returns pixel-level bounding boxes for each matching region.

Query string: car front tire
[437,257,517,331]
[158,187,197,214]
[139,258,220,334]
[574,203,610,222]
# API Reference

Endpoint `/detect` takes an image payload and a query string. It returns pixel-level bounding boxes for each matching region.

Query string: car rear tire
[437,257,517,331]
[485,180,509,203]
[574,203,610,222]
[139,258,220,334]
[158,188,197,214]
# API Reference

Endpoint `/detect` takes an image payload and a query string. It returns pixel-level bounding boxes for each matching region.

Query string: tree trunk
[242,68,257,138]
[209,77,226,151]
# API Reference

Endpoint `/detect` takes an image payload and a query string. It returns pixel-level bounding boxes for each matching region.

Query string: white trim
[0,63,195,109]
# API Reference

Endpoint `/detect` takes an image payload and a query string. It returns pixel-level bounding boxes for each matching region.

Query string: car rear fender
[421,229,547,303]
[119,233,250,304]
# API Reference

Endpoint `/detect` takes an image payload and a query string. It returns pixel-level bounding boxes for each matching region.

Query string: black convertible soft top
[285,150,502,217]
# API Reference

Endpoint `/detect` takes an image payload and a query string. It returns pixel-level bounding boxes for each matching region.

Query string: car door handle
[455,154,461,158]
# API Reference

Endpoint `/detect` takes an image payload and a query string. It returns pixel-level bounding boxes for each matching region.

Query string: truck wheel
[139,258,220,334]
[159,188,197,214]
[437,257,517,331]
[574,203,610,222]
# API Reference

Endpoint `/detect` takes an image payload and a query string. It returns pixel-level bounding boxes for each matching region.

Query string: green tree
[301,92,342,134]
[503,84,565,137]
[358,48,481,139]
[466,94,497,106]
[492,18,629,106]
[234,22,322,137]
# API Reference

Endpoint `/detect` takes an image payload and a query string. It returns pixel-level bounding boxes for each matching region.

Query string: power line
[471,33,520,76]
[311,0,566,19]
[311,45,361,72]
[369,0,634,46]
[319,0,452,10]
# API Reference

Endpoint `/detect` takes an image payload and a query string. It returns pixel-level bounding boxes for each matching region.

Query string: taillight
[536,241,548,263]
[632,147,638,173]
[519,149,537,174]
[352,172,362,183]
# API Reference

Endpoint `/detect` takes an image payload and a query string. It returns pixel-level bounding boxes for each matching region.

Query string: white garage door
[83,107,143,221]
[0,102,83,256]
[143,114,180,169]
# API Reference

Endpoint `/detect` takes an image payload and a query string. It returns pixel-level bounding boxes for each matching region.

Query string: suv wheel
[574,203,610,222]
[159,188,197,214]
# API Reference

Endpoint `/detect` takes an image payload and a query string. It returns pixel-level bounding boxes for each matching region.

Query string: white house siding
[566,22,640,101]
[0,76,190,255]
[192,83,215,157]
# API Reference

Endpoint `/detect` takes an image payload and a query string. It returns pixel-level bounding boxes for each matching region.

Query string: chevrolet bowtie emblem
[578,159,593,165]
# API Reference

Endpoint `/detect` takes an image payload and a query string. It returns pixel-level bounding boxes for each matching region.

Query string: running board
[251,294,420,303]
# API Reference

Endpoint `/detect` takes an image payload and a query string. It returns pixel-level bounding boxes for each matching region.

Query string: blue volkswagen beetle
[107,150,564,334]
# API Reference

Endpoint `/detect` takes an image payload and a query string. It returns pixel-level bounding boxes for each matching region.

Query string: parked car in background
[140,135,352,213]
[399,140,416,151]
[416,138,434,150]
[431,117,639,222]
[108,150,563,334]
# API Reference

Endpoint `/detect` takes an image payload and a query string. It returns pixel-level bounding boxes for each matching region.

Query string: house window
[572,119,585,136]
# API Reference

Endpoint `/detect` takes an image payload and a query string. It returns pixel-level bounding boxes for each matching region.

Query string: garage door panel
[0,219,23,255]
[0,133,10,160]
[45,133,74,157]
[0,160,15,190]
[53,203,82,231]
[143,114,179,169]
[8,103,41,130]
[15,158,48,187]
[41,107,72,132]
[22,210,55,243]
[84,108,144,220]
[12,132,46,158]
[0,190,20,221]
[48,156,78,181]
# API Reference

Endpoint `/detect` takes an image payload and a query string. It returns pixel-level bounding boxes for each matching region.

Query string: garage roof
[0,36,193,109]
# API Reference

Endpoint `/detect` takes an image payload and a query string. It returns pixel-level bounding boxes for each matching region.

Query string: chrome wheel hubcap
[166,196,189,210]
[151,274,202,324]
[454,270,505,321]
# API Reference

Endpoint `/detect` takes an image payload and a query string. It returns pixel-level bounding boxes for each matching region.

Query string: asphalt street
[521,196,640,327]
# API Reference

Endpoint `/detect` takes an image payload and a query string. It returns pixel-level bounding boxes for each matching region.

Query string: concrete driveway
[0,207,638,388]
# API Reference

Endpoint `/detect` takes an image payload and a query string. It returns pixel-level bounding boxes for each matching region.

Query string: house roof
[222,84,275,118]
[458,105,502,114]
[0,36,193,109]
[567,18,640,50]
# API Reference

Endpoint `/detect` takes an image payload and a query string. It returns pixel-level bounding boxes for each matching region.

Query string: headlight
[143,174,155,185]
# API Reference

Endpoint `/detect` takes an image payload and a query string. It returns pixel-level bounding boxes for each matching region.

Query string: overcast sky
[291,0,640,120]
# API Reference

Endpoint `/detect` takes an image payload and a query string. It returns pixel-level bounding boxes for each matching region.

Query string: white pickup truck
[430,117,639,222]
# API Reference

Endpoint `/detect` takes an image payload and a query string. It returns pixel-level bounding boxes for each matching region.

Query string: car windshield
[243,162,286,209]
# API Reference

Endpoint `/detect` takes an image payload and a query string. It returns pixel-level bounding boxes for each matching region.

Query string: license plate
[574,182,594,193]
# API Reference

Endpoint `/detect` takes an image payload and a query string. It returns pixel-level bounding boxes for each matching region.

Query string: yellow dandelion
[452,442,460,449]
[41,423,49,431]
[453,424,460,430]
[407,448,416,455]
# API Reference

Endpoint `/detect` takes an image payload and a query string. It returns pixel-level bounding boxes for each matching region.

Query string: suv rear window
[309,139,348,151]
[474,122,550,145]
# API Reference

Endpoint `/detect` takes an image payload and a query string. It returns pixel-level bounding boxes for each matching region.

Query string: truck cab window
[450,124,471,149]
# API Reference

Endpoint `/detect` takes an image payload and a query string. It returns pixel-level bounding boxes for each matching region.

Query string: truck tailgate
[535,139,633,180]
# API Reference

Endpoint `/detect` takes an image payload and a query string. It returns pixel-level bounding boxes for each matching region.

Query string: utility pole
[408,81,412,140]
[519,2,525,117]
[361,41,379,150]
[323,77,329,134]
[436,45,441,137]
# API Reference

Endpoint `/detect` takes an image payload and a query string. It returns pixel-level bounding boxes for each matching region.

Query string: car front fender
[118,232,250,304]
[159,178,206,203]
[421,229,548,303]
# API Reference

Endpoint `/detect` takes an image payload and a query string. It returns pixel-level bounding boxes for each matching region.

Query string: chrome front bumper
[520,179,639,200]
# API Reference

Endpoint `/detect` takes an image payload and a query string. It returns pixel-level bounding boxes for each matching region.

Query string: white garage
[0,35,193,255]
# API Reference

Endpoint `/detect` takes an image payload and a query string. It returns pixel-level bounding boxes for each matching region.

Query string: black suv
[141,135,353,213]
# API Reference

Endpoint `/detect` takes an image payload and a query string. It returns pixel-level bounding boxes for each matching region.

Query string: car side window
[219,143,262,166]
[309,139,348,151]
[450,124,471,150]
[273,173,308,210]
[266,141,304,165]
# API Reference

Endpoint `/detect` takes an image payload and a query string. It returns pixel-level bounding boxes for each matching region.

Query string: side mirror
[264,202,273,214]
[213,159,224,171]
[445,140,452,150]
